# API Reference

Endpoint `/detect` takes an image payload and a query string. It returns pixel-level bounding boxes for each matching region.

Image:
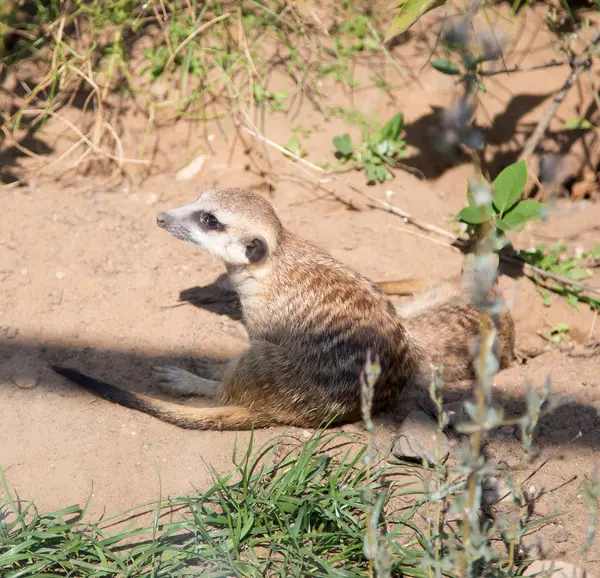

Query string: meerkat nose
[156,213,168,228]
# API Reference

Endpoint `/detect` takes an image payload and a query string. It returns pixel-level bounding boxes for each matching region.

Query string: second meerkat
[53,188,515,430]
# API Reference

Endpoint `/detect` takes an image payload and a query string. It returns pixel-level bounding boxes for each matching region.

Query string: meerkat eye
[205,213,220,229]
[196,211,223,230]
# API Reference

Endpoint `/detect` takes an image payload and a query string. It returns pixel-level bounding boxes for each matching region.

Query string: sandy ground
[1,2,600,570]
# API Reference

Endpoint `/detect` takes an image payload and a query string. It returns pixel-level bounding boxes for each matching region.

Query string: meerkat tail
[51,366,276,430]
[377,278,428,296]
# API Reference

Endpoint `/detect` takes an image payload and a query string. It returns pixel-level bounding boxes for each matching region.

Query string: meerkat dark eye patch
[245,237,267,263]
[194,211,224,231]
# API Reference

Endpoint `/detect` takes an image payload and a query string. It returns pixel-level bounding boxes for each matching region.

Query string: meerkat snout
[156,213,168,228]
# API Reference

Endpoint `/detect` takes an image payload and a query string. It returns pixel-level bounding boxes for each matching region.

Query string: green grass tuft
[1,431,426,577]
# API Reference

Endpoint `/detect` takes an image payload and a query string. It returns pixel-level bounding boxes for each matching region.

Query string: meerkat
[52,187,515,430]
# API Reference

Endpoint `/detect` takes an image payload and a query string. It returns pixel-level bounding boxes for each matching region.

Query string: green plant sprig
[332,112,407,185]
[456,160,545,235]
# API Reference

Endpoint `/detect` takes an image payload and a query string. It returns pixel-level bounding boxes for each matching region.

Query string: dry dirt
[1,2,600,571]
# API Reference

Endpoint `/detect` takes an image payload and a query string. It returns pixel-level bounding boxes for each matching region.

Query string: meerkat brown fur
[53,188,515,430]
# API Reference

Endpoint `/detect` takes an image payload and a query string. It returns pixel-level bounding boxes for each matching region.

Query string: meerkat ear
[245,237,267,263]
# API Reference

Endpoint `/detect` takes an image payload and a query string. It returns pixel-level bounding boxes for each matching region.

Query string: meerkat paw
[152,366,221,398]
[191,358,228,380]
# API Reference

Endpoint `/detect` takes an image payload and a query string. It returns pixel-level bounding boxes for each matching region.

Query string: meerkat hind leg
[152,366,221,398]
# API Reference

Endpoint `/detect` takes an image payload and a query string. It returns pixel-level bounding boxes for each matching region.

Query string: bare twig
[242,126,327,175]
[589,310,598,341]
[519,32,600,162]
[479,60,569,77]
[391,225,462,251]
[369,200,459,241]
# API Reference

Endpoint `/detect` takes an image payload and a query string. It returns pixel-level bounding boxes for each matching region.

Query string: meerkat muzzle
[156,213,168,229]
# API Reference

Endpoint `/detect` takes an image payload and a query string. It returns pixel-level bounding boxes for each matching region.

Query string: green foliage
[284,135,307,158]
[518,241,600,311]
[561,117,595,130]
[386,0,449,39]
[332,112,407,185]
[429,58,460,75]
[0,433,425,577]
[457,161,545,233]
[547,322,571,343]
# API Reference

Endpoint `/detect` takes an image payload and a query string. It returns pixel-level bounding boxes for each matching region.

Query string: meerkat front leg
[191,358,229,381]
[152,366,222,398]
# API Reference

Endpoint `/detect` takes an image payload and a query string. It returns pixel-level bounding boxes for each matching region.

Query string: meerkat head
[156,188,283,266]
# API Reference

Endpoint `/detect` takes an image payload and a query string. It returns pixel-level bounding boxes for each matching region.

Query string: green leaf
[333,134,354,158]
[536,287,552,307]
[550,322,569,333]
[586,244,600,259]
[365,163,378,184]
[386,0,448,38]
[565,293,579,308]
[375,165,390,182]
[285,135,302,156]
[568,266,592,281]
[457,204,495,225]
[496,200,544,232]
[381,112,404,142]
[430,59,460,75]
[492,160,528,216]
[562,117,594,130]
[253,84,267,105]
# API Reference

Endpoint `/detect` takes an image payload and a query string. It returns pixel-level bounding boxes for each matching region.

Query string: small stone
[5,326,19,339]
[553,527,570,543]
[501,425,515,435]
[145,192,159,206]
[524,560,588,578]
[12,375,39,389]
[392,410,450,463]
[56,271,66,280]
[521,536,551,559]
[176,155,208,181]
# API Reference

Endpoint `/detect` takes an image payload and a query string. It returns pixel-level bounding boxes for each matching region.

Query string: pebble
[176,155,208,181]
[392,410,450,463]
[521,536,551,559]
[12,375,39,389]
[5,326,19,339]
[524,560,589,578]
[553,527,570,543]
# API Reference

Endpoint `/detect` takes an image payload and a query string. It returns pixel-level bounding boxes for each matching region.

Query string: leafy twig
[519,31,600,162]
[500,254,600,297]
